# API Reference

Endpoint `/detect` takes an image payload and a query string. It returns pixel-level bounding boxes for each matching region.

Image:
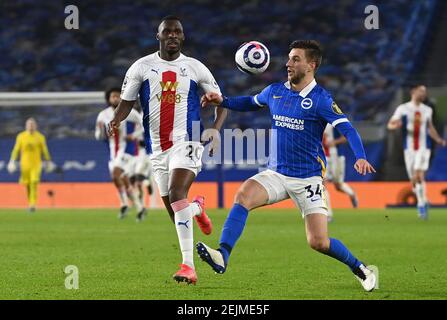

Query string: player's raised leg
[304,213,376,291]
[197,178,269,273]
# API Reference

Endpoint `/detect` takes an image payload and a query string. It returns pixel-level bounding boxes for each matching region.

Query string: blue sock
[326,238,362,271]
[219,203,249,263]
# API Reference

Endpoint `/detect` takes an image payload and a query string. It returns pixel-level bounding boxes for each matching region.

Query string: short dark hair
[105,87,121,103]
[289,40,323,72]
[161,15,181,24]
[409,83,425,92]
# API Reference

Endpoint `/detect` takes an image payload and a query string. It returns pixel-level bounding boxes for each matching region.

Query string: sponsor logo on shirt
[160,81,179,91]
[273,114,304,130]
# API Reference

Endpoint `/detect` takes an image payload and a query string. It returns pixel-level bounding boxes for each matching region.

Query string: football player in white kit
[95,88,146,220]
[322,124,359,221]
[125,109,154,222]
[388,85,446,220]
[108,16,228,284]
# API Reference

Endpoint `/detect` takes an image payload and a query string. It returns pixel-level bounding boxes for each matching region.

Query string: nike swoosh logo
[151,69,159,74]
[310,198,320,202]
[273,95,282,99]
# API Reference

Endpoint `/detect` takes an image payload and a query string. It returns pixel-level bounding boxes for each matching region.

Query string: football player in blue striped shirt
[197,40,377,291]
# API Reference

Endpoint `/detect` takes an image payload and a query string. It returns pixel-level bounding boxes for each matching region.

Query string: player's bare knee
[308,236,330,253]
[234,189,253,210]
[168,187,187,204]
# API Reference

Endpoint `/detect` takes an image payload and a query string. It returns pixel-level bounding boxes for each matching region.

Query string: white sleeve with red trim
[195,60,222,95]
[121,60,144,101]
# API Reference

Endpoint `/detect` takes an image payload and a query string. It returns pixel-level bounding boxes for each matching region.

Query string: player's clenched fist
[107,119,119,137]
[354,159,376,176]
[201,92,223,107]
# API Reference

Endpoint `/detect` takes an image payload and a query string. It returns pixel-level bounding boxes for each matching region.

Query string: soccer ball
[235,41,270,75]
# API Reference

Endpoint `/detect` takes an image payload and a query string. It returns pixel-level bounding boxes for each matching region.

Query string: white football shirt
[120,52,221,155]
[96,107,143,159]
[390,101,433,151]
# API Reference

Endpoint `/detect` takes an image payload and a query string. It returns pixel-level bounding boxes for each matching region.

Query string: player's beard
[289,70,306,84]
[165,45,181,56]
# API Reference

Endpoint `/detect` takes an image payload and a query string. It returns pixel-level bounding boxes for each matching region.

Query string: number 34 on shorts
[300,182,328,213]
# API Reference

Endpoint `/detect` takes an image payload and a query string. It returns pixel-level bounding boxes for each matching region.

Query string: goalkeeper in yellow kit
[7,118,55,211]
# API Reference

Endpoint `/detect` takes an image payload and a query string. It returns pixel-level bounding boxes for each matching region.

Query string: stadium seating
[0,0,438,133]
[0,0,442,183]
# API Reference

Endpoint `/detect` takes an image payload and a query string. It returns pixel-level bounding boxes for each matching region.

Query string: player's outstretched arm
[108,99,135,136]
[336,121,376,176]
[428,120,447,147]
[387,119,402,130]
[387,106,403,130]
[354,159,376,176]
[201,92,263,112]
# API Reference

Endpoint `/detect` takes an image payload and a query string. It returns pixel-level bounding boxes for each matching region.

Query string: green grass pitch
[0,208,446,300]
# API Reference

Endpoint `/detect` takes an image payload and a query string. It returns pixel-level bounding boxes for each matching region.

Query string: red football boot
[192,195,212,235]
[173,264,197,285]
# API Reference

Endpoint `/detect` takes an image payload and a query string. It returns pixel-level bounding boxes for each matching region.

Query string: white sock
[414,183,425,207]
[172,199,194,268]
[340,182,355,197]
[421,181,427,204]
[324,187,333,219]
[190,202,202,217]
[129,187,144,212]
[118,187,129,207]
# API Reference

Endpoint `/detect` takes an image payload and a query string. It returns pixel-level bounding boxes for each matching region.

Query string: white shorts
[250,169,328,218]
[108,153,133,175]
[126,154,153,178]
[404,149,431,179]
[325,155,345,184]
[150,141,204,197]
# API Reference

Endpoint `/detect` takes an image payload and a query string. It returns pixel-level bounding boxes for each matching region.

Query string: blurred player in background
[7,118,55,212]
[322,124,359,221]
[126,105,154,222]
[388,84,446,220]
[198,40,377,292]
[109,16,227,285]
[95,87,146,220]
